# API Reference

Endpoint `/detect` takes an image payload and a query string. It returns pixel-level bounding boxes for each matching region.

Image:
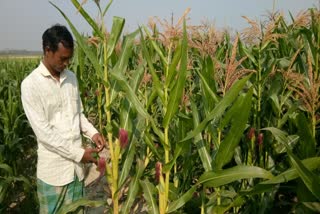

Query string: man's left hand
[92,133,105,152]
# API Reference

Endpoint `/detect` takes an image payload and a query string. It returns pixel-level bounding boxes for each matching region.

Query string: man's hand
[81,148,99,164]
[92,133,105,152]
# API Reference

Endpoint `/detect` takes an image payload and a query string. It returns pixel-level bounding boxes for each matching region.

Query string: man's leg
[64,176,85,214]
[37,177,84,214]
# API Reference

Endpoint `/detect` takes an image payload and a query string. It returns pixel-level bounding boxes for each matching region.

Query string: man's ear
[44,46,50,56]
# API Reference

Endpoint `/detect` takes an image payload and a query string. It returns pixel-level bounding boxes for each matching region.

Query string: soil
[84,163,147,214]
[84,148,110,214]
[85,174,109,214]
[83,149,147,214]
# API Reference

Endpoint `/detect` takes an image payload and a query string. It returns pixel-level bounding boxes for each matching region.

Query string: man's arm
[79,100,105,151]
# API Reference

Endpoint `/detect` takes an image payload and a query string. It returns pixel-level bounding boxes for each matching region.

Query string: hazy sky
[0,0,318,51]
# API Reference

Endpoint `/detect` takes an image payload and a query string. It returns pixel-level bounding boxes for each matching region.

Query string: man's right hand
[80,148,99,164]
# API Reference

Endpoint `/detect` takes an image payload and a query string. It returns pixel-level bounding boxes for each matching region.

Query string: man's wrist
[74,147,85,163]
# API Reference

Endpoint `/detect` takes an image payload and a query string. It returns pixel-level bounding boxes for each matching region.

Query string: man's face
[45,42,73,74]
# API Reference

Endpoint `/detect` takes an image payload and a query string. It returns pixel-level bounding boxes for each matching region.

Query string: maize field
[1,0,320,213]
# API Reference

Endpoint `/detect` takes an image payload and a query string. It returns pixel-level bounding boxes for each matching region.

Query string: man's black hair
[42,24,74,53]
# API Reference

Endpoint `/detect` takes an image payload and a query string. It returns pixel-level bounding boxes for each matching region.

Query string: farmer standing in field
[21,24,105,214]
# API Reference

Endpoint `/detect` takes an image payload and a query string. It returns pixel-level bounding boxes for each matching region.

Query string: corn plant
[16,3,320,213]
[0,58,39,212]
[51,0,149,213]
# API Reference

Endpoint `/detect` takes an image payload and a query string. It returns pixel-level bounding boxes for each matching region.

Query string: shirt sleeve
[21,79,85,163]
[73,75,99,139]
[79,100,99,139]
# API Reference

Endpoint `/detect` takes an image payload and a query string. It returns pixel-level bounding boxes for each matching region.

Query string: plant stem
[97,83,102,132]
[159,173,166,214]
[312,113,316,139]
[217,129,221,147]
[102,26,118,214]
[216,187,221,205]
[201,191,205,214]
[257,49,262,130]
[216,129,221,206]
[160,41,173,213]
[164,127,170,211]
[174,163,178,188]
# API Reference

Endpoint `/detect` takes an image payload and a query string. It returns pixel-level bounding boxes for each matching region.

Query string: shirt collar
[39,61,51,77]
[39,61,67,82]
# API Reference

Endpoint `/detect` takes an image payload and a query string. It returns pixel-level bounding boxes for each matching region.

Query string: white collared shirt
[21,61,98,186]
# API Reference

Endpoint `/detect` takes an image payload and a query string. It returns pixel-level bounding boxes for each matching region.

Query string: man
[21,24,105,213]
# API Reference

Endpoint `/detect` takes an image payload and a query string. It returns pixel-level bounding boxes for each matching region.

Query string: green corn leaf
[261,40,271,51]
[244,157,320,195]
[0,163,13,175]
[198,165,273,188]
[163,143,183,173]
[269,94,280,117]
[146,89,158,109]
[211,196,246,214]
[50,2,103,78]
[241,183,275,196]
[273,135,299,154]
[300,24,316,62]
[144,132,162,159]
[239,43,258,67]
[113,30,138,73]
[287,149,320,200]
[163,20,188,128]
[107,16,125,58]
[121,160,145,214]
[109,71,151,120]
[69,0,104,39]
[168,184,179,201]
[102,0,113,18]
[150,119,165,145]
[73,47,85,106]
[120,99,133,133]
[110,30,139,103]
[294,113,316,158]
[261,157,320,185]
[0,180,9,203]
[140,180,159,214]
[303,202,320,212]
[139,27,164,103]
[117,131,135,187]
[118,119,144,187]
[218,88,252,131]
[143,26,168,66]
[167,186,197,213]
[13,176,31,188]
[110,31,140,103]
[195,66,219,104]
[264,127,320,200]
[109,70,165,143]
[277,99,296,129]
[213,89,253,170]
[166,43,182,88]
[56,199,105,214]
[181,74,251,142]
[191,100,212,172]
[130,64,145,91]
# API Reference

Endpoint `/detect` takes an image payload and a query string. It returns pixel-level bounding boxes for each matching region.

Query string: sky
[0,0,318,51]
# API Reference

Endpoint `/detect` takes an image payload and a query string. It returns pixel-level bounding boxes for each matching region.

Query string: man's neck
[42,60,60,81]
